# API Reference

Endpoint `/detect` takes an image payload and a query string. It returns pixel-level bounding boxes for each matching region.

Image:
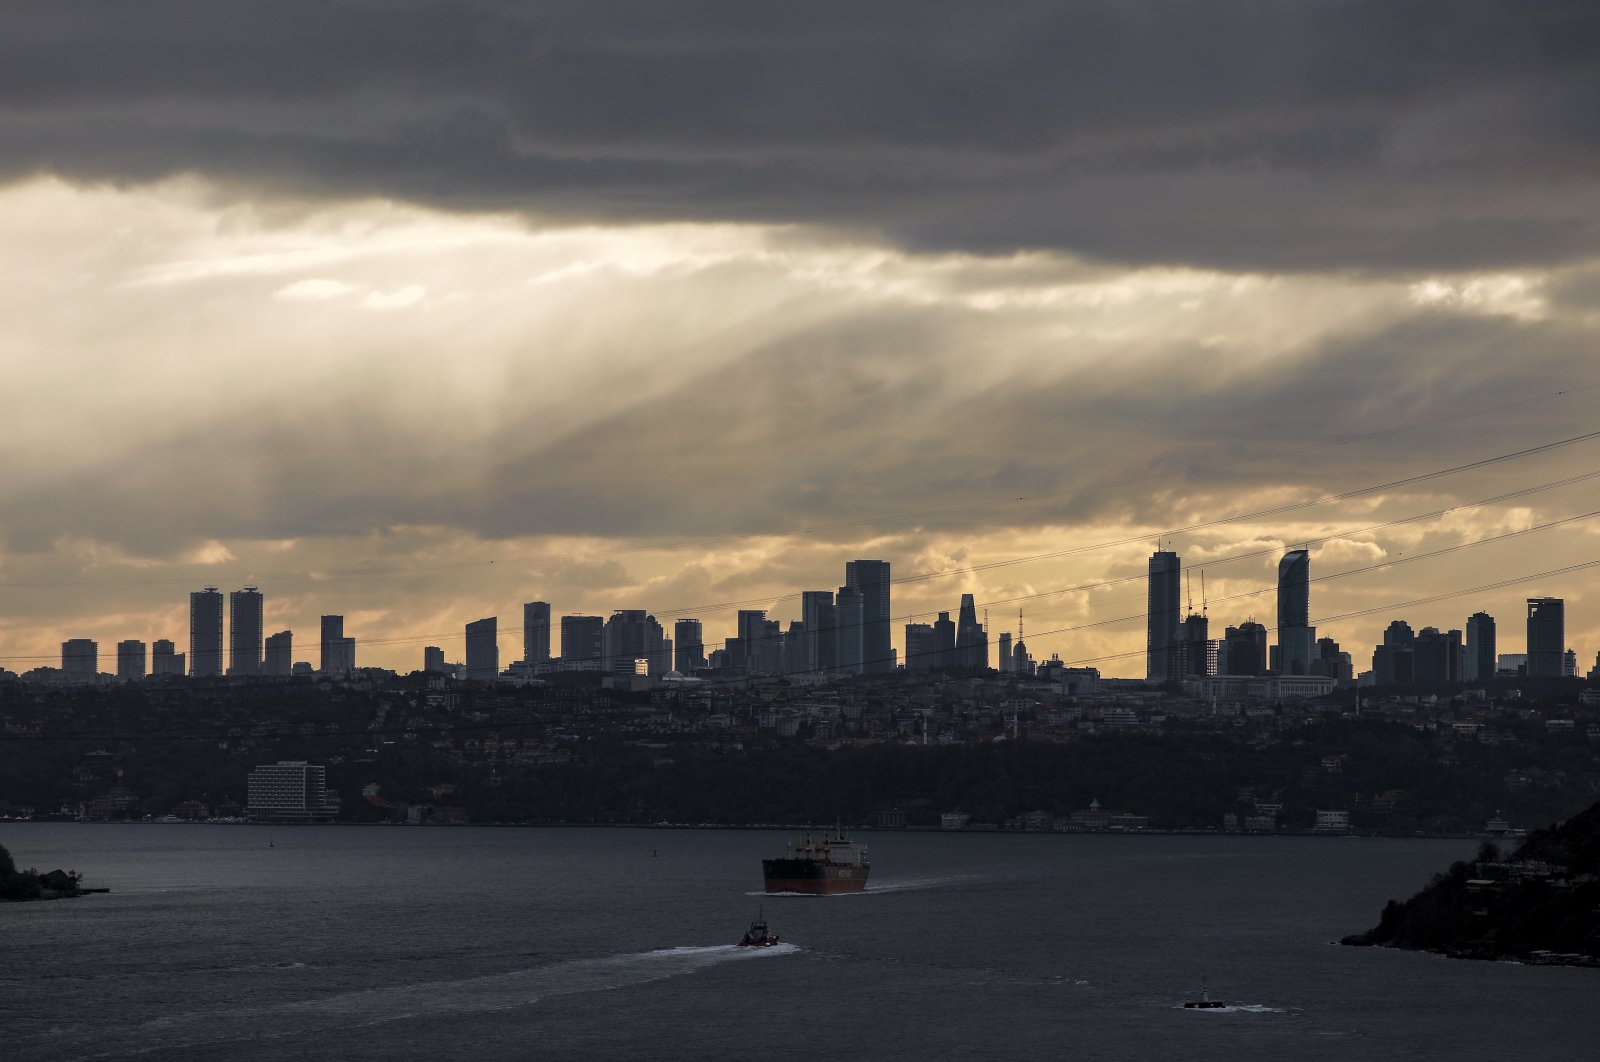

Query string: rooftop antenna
[1018,608,1024,639]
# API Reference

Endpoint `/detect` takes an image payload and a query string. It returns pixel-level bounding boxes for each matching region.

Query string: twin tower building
[185,586,352,678]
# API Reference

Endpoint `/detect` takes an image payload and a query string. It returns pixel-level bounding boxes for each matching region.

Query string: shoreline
[1,818,1495,841]
[1346,939,1600,971]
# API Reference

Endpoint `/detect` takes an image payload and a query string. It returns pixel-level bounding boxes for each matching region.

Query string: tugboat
[761,824,870,895]
[738,909,780,947]
[1184,984,1226,1009]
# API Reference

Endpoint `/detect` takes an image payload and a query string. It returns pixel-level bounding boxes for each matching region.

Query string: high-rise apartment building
[423,645,446,673]
[116,639,146,681]
[229,586,264,677]
[673,619,704,673]
[190,587,224,677]
[1276,550,1314,676]
[997,631,1013,673]
[61,638,98,678]
[151,638,183,677]
[1526,597,1565,677]
[465,617,498,681]
[560,615,604,669]
[1147,551,1181,681]
[523,601,551,665]
[845,560,892,674]
[1465,611,1496,683]
[263,631,293,677]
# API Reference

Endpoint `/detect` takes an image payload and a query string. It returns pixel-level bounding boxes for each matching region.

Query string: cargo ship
[761,825,870,894]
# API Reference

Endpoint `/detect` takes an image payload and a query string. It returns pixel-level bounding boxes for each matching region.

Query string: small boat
[737,910,780,948]
[1184,985,1226,1009]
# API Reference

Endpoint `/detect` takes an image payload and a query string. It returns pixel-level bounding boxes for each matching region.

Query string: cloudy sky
[3,0,1599,676]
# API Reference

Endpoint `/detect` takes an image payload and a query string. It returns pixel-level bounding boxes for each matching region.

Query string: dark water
[1,824,1593,1061]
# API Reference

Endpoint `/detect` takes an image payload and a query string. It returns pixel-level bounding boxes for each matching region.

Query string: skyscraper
[1372,620,1416,687]
[190,587,224,677]
[997,631,1013,673]
[905,622,936,672]
[560,615,604,669]
[599,610,668,675]
[62,639,98,678]
[320,615,353,676]
[1147,551,1181,682]
[1170,612,1210,679]
[1413,627,1454,685]
[1222,619,1267,677]
[264,631,293,676]
[229,586,263,677]
[423,645,446,673]
[801,591,836,672]
[845,560,892,673]
[152,638,182,677]
[835,585,864,674]
[1526,597,1565,677]
[1465,611,1496,683]
[674,619,704,673]
[465,617,498,680]
[1276,550,1314,676]
[955,594,987,670]
[735,610,770,674]
[523,601,551,665]
[116,639,146,681]
[933,611,957,669]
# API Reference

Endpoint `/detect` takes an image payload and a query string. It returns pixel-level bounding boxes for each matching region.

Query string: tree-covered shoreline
[1343,802,1600,965]
[0,841,84,901]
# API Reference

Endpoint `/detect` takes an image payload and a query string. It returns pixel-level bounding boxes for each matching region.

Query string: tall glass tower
[1526,597,1564,677]
[523,601,551,664]
[1465,611,1496,682]
[1146,551,1181,681]
[845,560,892,674]
[1276,550,1313,676]
[466,617,498,680]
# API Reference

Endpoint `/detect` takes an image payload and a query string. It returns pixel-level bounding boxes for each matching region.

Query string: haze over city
[4,1,1599,676]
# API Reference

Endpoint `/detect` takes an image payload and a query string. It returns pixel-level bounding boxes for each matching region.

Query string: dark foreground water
[1,824,1594,1061]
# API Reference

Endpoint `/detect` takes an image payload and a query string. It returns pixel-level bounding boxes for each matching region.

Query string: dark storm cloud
[5,0,1600,271]
[469,307,1600,543]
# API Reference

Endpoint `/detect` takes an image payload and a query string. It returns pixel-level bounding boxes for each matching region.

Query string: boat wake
[284,943,800,1024]
[50,944,799,1059]
[1177,1003,1284,1014]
